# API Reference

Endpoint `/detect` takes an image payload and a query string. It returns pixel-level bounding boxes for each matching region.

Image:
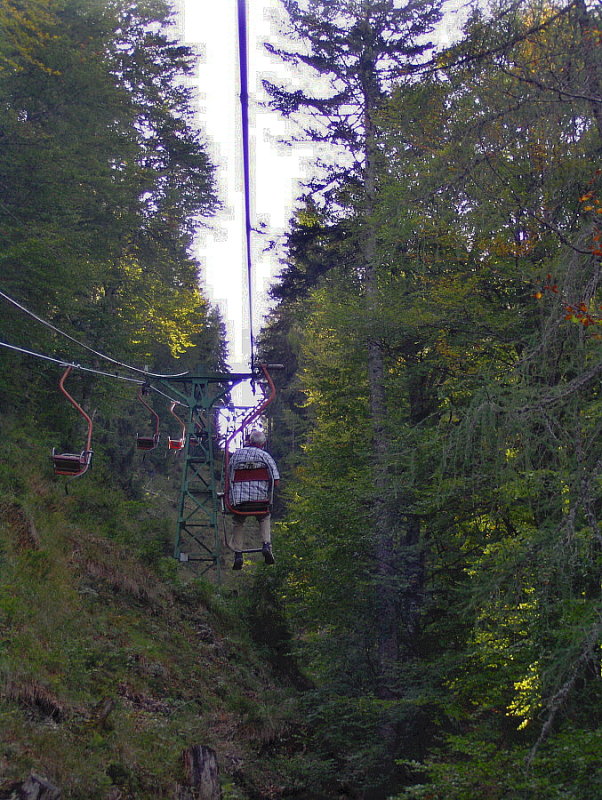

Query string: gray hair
[248,429,266,446]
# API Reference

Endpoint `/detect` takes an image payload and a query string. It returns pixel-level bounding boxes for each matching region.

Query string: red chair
[51,366,93,479]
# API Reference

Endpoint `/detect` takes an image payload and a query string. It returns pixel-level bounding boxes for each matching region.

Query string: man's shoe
[262,542,275,565]
[232,552,243,570]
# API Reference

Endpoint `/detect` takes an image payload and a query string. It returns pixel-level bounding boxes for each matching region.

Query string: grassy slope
[0,420,305,800]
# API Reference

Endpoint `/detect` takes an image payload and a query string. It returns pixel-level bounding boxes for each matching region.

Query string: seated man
[228,428,280,570]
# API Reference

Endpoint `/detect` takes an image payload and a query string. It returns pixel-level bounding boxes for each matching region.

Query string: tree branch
[526,612,602,767]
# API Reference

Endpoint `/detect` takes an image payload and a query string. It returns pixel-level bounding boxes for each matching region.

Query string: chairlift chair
[51,365,93,478]
[168,402,187,450]
[229,465,275,515]
[219,364,283,561]
[222,363,280,519]
[189,417,206,448]
[136,385,160,451]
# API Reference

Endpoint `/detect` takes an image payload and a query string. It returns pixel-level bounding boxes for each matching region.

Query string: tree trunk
[175,746,221,800]
[360,38,406,773]
[362,39,428,762]
[574,0,602,140]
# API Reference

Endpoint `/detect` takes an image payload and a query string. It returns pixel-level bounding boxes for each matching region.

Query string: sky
[175,0,468,373]
[176,0,310,372]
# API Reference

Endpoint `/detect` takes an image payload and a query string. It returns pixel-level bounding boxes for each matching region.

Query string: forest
[0,0,601,799]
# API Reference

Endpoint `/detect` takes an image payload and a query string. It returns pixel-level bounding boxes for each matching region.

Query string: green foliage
[2,0,602,797]
[0,0,222,389]
[396,728,602,800]
[263,0,602,796]
[0,0,58,74]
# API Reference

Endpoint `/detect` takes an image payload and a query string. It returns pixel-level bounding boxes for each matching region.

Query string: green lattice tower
[160,368,252,581]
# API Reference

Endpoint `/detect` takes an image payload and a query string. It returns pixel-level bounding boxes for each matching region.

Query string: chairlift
[168,402,187,450]
[222,363,281,518]
[136,385,160,451]
[51,365,93,478]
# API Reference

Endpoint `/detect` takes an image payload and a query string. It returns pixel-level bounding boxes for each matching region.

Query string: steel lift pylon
[159,364,279,582]
[159,368,252,581]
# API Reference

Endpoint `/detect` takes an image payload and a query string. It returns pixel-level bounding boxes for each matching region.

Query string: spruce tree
[266,0,444,781]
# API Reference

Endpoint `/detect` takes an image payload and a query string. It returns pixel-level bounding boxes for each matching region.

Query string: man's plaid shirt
[228,446,280,506]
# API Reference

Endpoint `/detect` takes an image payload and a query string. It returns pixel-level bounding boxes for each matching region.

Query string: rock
[0,773,61,799]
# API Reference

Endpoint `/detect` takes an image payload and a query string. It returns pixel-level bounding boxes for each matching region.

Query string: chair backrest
[232,466,270,482]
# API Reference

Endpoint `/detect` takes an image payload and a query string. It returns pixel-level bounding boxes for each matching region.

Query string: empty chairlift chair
[168,402,187,450]
[51,366,93,478]
[136,386,160,451]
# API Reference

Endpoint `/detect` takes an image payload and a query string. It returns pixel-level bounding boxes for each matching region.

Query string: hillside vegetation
[0,416,308,799]
[259,0,602,797]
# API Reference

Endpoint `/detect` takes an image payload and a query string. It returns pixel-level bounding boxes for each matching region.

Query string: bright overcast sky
[175,0,309,371]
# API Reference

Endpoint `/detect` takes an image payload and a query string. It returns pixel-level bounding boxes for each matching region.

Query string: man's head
[248,429,267,448]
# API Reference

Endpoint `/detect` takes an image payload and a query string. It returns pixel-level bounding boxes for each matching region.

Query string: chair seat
[233,501,270,514]
[52,451,92,475]
[137,435,158,451]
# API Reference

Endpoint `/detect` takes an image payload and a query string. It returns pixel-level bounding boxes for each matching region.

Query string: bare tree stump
[175,746,221,800]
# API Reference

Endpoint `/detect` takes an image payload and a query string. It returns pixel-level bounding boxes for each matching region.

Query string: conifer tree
[266,0,444,774]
